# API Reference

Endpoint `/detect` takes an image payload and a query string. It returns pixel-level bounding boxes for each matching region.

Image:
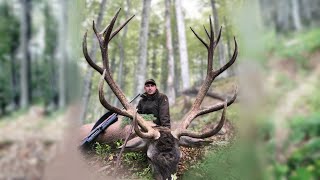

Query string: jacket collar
[141,89,159,100]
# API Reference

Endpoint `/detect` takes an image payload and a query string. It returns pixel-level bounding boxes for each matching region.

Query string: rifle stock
[80,94,140,149]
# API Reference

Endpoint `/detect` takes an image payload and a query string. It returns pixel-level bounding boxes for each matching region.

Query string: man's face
[144,84,157,95]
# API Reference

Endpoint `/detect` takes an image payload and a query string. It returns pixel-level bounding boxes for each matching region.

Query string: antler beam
[174,16,238,138]
[83,9,157,137]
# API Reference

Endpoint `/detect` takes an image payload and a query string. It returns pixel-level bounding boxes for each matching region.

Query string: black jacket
[137,90,171,128]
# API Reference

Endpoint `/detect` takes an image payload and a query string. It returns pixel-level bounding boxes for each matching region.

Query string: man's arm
[159,94,171,128]
[137,100,142,114]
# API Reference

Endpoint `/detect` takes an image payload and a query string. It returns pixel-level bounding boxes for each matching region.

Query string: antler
[173,17,238,139]
[83,9,159,139]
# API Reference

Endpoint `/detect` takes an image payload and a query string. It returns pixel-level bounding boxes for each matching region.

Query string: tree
[211,0,227,77]
[81,0,108,121]
[19,0,32,109]
[174,0,190,90]
[0,1,20,113]
[43,1,58,111]
[115,0,131,107]
[57,0,68,108]
[165,0,176,104]
[291,0,302,31]
[135,0,152,94]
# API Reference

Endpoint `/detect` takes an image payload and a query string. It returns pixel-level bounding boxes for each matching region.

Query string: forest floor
[0,51,319,180]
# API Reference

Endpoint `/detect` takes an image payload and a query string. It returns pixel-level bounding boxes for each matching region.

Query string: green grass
[0,108,28,123]
[263,28,320,67]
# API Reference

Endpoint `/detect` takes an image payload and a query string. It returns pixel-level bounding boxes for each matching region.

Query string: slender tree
[174,0,190,90]
[291,0,302,31]
[275,0,291,33]
[81,0,108,122]
[165,0,176,104]
[211,0,227,77]
[115,0,130,107]
[135,0,152,94]
[43,2,58,111]
[0,1,20,111]
[56,0,68,108]
[19,0,32,109]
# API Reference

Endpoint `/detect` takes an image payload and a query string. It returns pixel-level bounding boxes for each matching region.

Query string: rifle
[80,94,140,149]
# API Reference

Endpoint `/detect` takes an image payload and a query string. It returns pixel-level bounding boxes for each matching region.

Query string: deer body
[81,8,238,180]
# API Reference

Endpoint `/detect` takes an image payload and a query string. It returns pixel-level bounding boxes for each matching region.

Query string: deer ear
[119,137,148,151]
[178,136,212,147]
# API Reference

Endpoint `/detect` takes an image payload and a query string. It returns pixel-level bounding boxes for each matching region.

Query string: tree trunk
[175,0,190,90]
[56,0,68,108]
[211,0,227,78]
[275,0,291,33]
[115,0,130,107]
[80,0,107,122]
[135,0,152,94]
[291,0,302,31]
[165,0,176,104]
[19,0,32,109]
[300,0,312,25]
[10,47,19,109]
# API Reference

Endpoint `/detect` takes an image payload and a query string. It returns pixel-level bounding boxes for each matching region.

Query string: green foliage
[94,142,112,158]
[123,152,152,179]
[115,139,124,149]
[289,112,320,143]
[121,114,156,128]
[134,165,152,180]
[183,142,265,180]
[123,152,147,165]
[267,112,320,179]
[264,28,320,68]
[300,80,320,112]
[0,1,20,111]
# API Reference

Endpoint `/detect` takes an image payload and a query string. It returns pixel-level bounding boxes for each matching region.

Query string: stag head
[82,9,238,180]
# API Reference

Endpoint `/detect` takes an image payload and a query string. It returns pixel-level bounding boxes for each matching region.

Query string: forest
[0,0,320,179]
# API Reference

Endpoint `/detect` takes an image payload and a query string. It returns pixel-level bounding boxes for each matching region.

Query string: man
[137,79,171,128]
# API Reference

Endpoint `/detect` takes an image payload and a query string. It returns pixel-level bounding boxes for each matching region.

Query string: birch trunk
[80,0,107,122]
[165,0,176,104]
[291,0,302,31]
[211,0,227,78]
[135,0,152,94]
[114,0,130,107]
[19,0,32,109]
[275,0,291,33]
[56,0,68,108]
[175,0,190,90]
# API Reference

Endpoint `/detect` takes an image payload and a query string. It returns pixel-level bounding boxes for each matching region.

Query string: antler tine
[196,86,238,117]
[215,26,222,47]
[203,25,210,39]
[209,16,214,41]
[213,37,237,77]
[176,100,227,139]
[99,69,131,116]
[133,109,159,139]
[92,20,104,48]
[103,8,121,45]
[190,27,208,48]
[110,14,135,41]
[82,31,103,74]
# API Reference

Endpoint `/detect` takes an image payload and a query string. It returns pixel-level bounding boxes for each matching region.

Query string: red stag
[80,9,238,180]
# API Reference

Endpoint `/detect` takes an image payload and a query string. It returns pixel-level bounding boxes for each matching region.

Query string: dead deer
[80,9,238,180]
